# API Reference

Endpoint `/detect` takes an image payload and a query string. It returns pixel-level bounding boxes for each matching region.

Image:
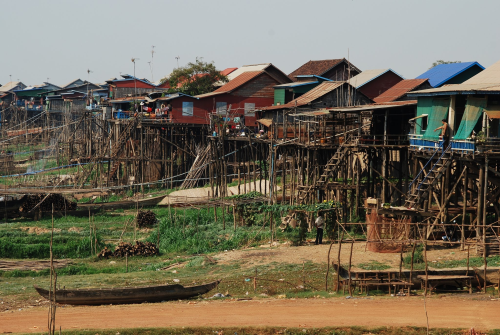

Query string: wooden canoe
[34,280,219,305]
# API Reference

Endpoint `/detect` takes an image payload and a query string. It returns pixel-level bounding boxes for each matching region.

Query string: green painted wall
[293,83,319,94]
[274,89,285,105]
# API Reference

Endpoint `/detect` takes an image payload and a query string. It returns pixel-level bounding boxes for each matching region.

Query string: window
[244,103,255,117]
[216,102,227,115]
[182,101,193,116]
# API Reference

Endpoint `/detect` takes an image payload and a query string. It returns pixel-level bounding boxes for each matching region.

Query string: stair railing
[415,143,452,192]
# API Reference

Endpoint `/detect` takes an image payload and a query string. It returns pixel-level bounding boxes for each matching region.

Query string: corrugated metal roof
[273,81,318,88]
[257,118,273,127]
[288,59,360,81]
[0,81,26,92]
[463,59,500,85]
[221,67,238,76]
[196,71,264,99]
[485,109,500,119]
[348,69,403,88]
[373,79,428,103]
[408,83,500,96]
[289,110,331,116]
[227,64,270,81]
[416,62,484,87]
[328,101,417,112]
[61,78,85,89]
[261,82,345,110]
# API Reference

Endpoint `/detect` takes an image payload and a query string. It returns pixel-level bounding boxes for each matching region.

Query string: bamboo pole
[335,231,344,292]
[461,167,467,251]
[409,243,416,296]
[424,242,428,296]
[348,239,354,296]
[325,241,335,291]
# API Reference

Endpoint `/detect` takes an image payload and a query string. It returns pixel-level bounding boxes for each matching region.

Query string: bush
[403,244,424,266]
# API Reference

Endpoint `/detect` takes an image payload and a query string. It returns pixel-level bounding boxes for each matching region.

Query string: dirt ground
[1,296,499,333]
[215,240,473,270]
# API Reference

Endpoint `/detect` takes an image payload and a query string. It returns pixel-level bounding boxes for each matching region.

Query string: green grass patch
[357,261,391,271]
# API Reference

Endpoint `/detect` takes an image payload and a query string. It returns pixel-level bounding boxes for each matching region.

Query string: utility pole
[150,46,155,82]
[87,69,93,108]
[131,58,139,112]
[175,56,180,69]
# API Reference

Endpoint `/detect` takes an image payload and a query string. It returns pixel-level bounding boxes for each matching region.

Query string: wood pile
[98,241,159,258]
[476,237,500,256]
[180,144,210,190]
[137,210,157,227]
[19,194,77,212]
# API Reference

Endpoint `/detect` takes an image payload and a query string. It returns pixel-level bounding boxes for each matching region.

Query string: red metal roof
[288,59,361,81]
[214,71,264,93]
[289,59,344,79]
[262,82,345,110]
[221,67,238,76]
[373,79,428,103]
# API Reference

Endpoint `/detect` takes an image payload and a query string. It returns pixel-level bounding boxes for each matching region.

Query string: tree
[430,60,461,69]
[161,58,228,96]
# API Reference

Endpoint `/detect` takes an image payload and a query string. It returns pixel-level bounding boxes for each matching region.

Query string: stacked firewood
[476,237,500,256]
[98,241,159,258]
[20,194,77,212]
[136,210,157,227]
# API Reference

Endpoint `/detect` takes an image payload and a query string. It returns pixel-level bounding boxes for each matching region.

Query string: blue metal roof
[416,62,485,88]
[294,75,333,82]
[273,81,319,88]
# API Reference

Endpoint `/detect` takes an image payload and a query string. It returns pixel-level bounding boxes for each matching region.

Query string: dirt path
[1,297,499,333]
[215,242,471,270]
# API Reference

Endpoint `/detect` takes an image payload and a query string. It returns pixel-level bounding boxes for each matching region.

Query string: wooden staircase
[280,137,351,230]
[107,118,139,181]
[404,144,452,210]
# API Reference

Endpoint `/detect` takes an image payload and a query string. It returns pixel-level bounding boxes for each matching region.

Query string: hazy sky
[1,0,499,86]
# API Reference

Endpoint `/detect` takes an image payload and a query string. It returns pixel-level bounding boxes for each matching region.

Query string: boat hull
[34,280,219,305]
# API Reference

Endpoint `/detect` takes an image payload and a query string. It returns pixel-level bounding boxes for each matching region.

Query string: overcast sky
[1,0,499,86]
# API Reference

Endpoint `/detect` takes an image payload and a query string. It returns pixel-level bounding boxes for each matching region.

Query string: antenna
[175,56,180,68]
[150,46,155,82]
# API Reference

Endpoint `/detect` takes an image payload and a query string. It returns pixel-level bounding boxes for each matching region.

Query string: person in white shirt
[315,215,325,245]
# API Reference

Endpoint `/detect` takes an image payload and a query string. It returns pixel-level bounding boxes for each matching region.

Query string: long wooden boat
[77,194,167,210]
[34,280,219,305]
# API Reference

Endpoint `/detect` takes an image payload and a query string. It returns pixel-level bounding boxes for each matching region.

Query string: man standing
[315,214,324,245]
[434,118,450,149]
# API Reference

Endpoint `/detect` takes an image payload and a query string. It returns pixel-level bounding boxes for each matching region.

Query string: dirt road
[1,297,499,333]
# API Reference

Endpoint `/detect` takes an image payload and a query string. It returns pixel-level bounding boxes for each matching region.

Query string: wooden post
[254,268,257,293]
[409,243,416,295]
[477,164,484,239]
[222,203,225,230]
[484,244,488,293]
[89,209,92,256]
[348,239,354,296]
[270,212,273,247]
[325,241,335,291]
[424,242,428,296]
[461,167,467,251]
[335,231,344,292]
[466,244,470,276]
[233,201,236,231]
[302,261,306,292]
[399,243,404,280]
